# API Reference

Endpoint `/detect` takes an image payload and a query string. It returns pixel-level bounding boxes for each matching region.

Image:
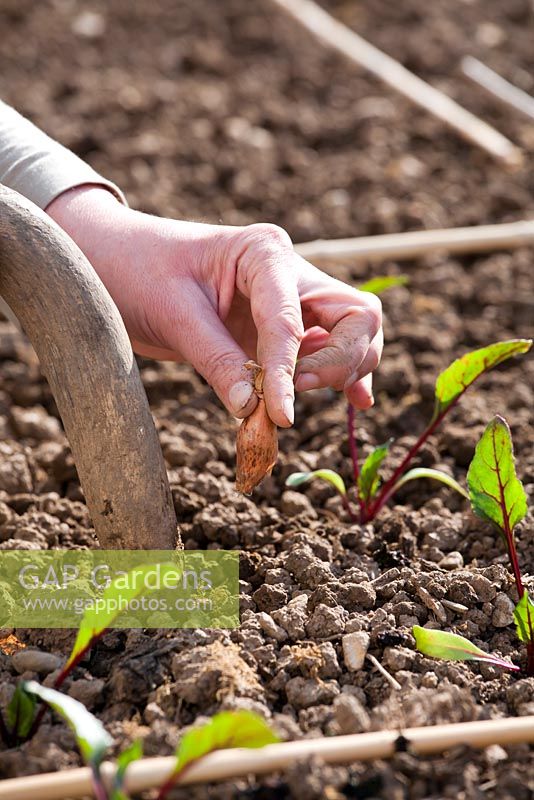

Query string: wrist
[45,184,129,282]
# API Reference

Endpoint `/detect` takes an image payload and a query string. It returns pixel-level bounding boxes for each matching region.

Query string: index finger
[236,224,304,427]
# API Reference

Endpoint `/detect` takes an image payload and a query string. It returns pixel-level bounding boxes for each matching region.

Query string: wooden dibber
[0,186,177,549]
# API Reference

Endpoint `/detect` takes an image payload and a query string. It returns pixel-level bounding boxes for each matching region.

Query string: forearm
[0,99,126,209]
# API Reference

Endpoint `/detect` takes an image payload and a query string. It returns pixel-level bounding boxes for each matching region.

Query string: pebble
[256,611,288,642]
[333,693,370,734]
[439,551,464,570]
[67,678,105,710]
[342,632,370,672]
[491,593,515,627]
[12,649,62,675]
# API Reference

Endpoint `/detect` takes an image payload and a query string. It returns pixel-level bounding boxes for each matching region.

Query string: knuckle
[277,305,305,340]
[245,222,293,252]
[196,348,238,387]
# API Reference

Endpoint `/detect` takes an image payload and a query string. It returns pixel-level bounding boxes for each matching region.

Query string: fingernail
[229,381,254,414]
[283,396,294,425]
[295,373,320,392]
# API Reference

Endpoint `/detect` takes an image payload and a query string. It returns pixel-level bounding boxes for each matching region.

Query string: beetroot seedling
[413,415,533,676]
[467,415,533,674]
[287,339,532,522]
[0,561,187,745]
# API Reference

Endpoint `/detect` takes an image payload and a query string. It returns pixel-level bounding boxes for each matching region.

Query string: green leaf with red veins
[514,592,534,644]
[433,339,532,419]
[66,562,184,671]
[467,415,527,534]
[358,275,408,295]
[358,440,392,502]
[173,710,279,776]
[413,626,519,671]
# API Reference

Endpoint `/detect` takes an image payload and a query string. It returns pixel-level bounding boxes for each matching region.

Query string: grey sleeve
[0,99,127,209]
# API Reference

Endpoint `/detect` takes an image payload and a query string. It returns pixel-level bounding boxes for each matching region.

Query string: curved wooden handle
[0,186,177,549]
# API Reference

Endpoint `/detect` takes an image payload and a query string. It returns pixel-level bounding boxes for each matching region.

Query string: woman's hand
[47,186,382,427]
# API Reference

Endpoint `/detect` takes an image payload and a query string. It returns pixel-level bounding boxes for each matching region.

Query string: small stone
[439,551,464,570]
[67,679,105,710]
[492,593,515,627]
[12,649,62,675]
[144,702,166,724]
[10,406,62,441]
[71,10,106,38]
[342,632,370,672]
[333,693,370,734]
[256,612,288,642]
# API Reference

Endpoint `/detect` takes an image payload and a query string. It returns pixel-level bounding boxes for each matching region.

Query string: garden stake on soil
[0,186,177,550]
[271,0,523,166]
[2,716,533,800]
[295,219,534,263]
[462,56,534,122]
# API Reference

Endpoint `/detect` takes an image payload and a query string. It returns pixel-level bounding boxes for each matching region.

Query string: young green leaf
[358,440,392,502]
[413,626,519,671]
[111,740,143,800]
[65,562,182,672]
[390,467,468,499]
[22,681,113,765]
[357,275,408,295]
[467,415,527,534]
[433,339,532,419]
[7,684,36,740]
[285,469,346,496]
[173,710,279,776]
[514,592,534,644]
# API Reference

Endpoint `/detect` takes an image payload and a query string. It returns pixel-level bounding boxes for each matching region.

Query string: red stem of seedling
[367,400,458,519]
[91,765,109,800]
[347,404,367,523]
[26,631,107,741]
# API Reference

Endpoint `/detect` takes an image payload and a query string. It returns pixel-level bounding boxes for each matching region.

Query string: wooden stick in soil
[295,219,534,263]
[461,56,534,122]
[269,0,522,167]
[3,716,534,800]
[0,186,177,549]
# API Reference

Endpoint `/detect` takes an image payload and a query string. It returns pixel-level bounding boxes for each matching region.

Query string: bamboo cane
[295,219,534,262]
[461,57,534,122]
[269,0,522,167]
[1,716,533,800]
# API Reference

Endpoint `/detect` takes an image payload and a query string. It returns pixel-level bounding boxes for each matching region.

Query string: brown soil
[0,1,533,798]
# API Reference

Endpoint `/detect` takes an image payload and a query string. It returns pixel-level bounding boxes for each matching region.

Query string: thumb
[162,286,258,418]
